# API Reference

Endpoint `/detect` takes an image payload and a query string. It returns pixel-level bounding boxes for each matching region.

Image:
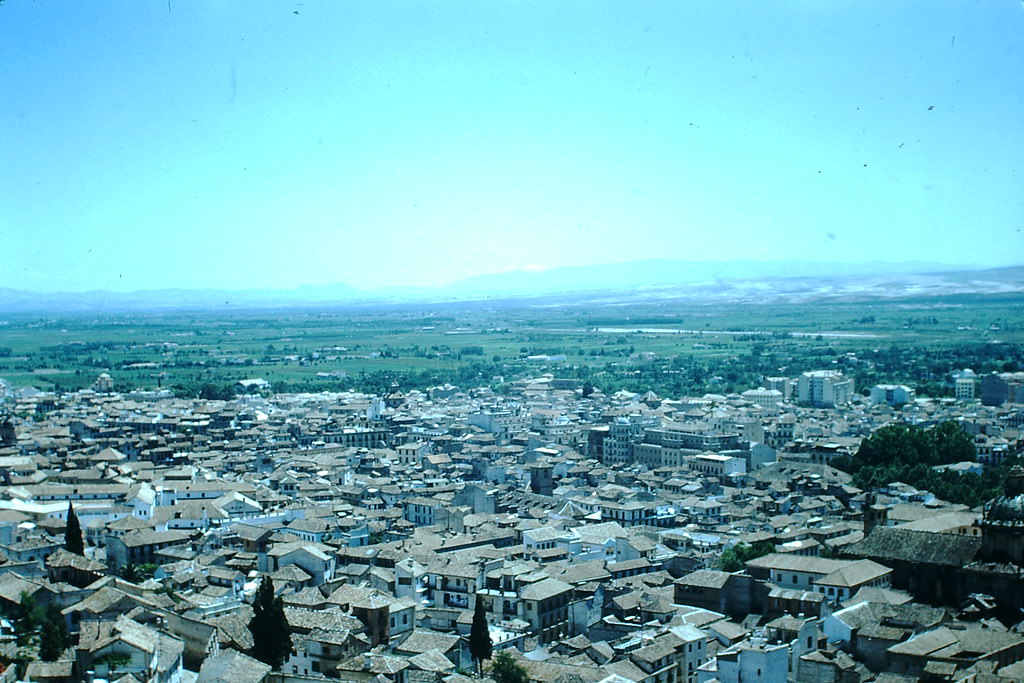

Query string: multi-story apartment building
[635,423,743,468]
[740,388,785,411]
[981,372,1024,406]
[955,376,976,400]
[468,407,531,441]
[477,563,574,644]
[296,424,389,449]
[601,415,660,465]
[869,384,915,407]
[797,370,854,407]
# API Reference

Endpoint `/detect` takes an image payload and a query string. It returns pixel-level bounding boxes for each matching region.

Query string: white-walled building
[741,388,784,411]
[689,453,746,478]
[869,384,915,406]
[955,377,976,400]
[797,371,854,407]
[699,636,788,683]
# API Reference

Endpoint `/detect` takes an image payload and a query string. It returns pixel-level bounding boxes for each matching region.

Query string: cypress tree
[248,576,292,669]
[39,602,70,661]
[469,594,492,674]
[64,503,84,556]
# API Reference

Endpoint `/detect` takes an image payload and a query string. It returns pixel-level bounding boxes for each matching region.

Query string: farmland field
[1,293,1022,400]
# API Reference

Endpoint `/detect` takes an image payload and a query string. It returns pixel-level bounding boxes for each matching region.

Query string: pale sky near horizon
[1,1,1022,293]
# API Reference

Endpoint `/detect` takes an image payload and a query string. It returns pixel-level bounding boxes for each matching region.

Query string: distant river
[591,327,879,338]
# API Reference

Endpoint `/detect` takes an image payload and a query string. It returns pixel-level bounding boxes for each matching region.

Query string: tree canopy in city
[717,541,775,572]
[39,602,70,661]
[490,651,529,683]
[64,503,84,556]
[469,595,493,673]
[248,576,292,669]
[831,421,1018,508]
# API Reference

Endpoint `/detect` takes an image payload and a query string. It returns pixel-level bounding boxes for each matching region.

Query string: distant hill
[0,261,1021,312]
[0,282,364,313]
[436,259,989,298]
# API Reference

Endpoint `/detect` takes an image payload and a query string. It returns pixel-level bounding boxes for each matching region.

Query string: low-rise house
[76,614,185,683]
[824,600,946,671]
[674,573,740,616]
[106,529,191,571]
[213,491,263,518]
[0,535,62,573]
[326,584,417,645]
[519,576,574,643]
[152,500,230,531]
[102,513,155,546]
[393,628,465,668]
[62,583,168,633]
[885,625,1024,678]
[197,650,271,683]
[336,651,411,683]
[46,548,106,588]
[424,556,482,610]
[698,636,789,683]
[288,627,371,678]
[0,572,54,612]
[266,541,335,585]
[23,659,75,683]
[280,516,333,543]
[745,553,892,605]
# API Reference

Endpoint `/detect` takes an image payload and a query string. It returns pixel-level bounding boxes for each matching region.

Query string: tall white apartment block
[797,370,854,407]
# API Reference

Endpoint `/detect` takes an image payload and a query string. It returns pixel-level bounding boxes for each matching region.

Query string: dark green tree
[120,563,157,583]
[248,576,292,669]
[490,650,529,683]
[931,421,976,464]
[13,591,43,647]
[468,595,492,673]
[64,503,84,556]
[716,541,774,572]
[832,421,986,506]
[39,603,69,661]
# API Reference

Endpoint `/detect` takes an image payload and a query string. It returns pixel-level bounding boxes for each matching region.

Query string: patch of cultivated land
[0,293,1021,397]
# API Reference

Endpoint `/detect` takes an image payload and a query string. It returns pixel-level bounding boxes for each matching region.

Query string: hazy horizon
[0,258,1012,296]
[2,1,1022,294]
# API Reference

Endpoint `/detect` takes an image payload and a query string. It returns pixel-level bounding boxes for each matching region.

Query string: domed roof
[983,465,1024,525]
[984,494,1024,524]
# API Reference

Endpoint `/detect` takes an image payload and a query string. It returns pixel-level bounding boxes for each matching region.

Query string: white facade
[741,388,784,410]
[823,602,863,647]
[869,384,915,406]
[468,408,530,440]
[764,376,793,400]
[797,371,854,407]
[955,377,976,400]
[689,453,747,478]
[701,638,788,683]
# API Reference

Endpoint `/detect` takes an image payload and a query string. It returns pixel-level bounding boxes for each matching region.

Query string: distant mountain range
[1,260,1022,312]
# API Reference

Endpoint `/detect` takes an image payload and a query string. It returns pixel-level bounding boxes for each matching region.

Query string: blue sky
[1,0,1022,292]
